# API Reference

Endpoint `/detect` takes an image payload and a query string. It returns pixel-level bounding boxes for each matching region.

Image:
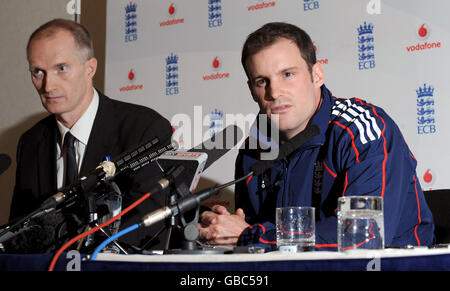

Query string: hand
[198,205,249,247]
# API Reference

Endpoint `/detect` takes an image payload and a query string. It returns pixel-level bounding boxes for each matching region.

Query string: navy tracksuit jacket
[235,85,435,251]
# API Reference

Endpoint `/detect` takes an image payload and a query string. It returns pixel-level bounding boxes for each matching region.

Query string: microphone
[39,138,177,213]
[0,137,176,248]
[140,172,251,228]
[249,125,320,176]
[154,125,243,196]
[140,125,245,228]
[112,138,178,175]
[156,151,208,193]
[139,126,320,232]
[0,154,11,175]
[189,124,244,171]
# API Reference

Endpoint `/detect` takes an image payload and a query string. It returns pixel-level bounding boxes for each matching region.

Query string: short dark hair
[241,22,316,79]
[27,18,94,61]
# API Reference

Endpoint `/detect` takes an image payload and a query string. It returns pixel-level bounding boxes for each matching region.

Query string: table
[1,247,450,271]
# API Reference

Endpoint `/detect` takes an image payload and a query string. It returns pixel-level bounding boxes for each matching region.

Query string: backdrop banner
[105,0,450,209]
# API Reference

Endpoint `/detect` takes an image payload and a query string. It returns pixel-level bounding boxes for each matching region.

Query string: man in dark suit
[7,19,173,253]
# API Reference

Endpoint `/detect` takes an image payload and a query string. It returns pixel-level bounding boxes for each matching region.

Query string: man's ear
[247,79,259,102]
[311,62,324,88]
[86,57,98,79]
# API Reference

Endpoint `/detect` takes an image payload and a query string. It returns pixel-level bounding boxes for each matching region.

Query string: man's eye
[59,65,67,72]
[256,79,266,87]
[32,69,43,77]
[284,72,293,77]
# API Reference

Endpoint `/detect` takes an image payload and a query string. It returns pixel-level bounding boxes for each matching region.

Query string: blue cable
[90,223,140,261]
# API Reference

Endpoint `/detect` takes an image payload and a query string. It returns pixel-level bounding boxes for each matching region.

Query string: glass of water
[276,207,315,252]
[337,196,384,252]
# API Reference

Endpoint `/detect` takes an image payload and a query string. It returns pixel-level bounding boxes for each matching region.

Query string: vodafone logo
[160,3,184,26]
[417,24,430,40]
[422,168,435,189]
[168,3,176,15]
[406,23,441,52]
[128,69,135,80]
[120,69,143,92]
[212,57,221,70]
[203,57,230,81]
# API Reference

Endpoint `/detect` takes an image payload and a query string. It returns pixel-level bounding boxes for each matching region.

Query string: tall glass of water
[337,196,384,252]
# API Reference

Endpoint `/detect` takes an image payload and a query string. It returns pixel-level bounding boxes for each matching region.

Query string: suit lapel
[37,118,58,194]
[80,93,118,175]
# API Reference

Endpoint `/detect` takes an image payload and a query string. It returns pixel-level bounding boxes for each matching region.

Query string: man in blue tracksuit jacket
[198,22,435,251]
[233,84,435,250]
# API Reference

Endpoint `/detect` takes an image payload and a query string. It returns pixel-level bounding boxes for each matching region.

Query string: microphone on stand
[150,124,243,251]
[188,124,244,170]
[139,125,246,250]
[38,139,177,214]
[155,124,244,194]
[140,125,320,229]
[0,137,176,248]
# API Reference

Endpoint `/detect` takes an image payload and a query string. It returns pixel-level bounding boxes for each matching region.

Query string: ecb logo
[166,53,179,96]
[416,84,436,135]
[208,0,223,28]
[303,0,319,11]
[125,2,137,43]
[209,109,224,137]
[358,22,375,70]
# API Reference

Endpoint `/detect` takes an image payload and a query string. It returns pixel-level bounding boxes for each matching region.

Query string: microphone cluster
[0,137,178,244]
[3,123,320,256]
[39,138,177,213]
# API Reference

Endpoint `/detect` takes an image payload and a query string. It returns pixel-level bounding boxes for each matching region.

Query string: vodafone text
[248,1,275,11]
[406,41,441,52]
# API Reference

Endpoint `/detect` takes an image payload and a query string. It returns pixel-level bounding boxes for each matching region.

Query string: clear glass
[99,191,122,254]
[276,207,315,252]
[337,196,384,252]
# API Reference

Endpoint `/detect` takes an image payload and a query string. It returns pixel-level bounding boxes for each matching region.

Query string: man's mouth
[271,104,292,114]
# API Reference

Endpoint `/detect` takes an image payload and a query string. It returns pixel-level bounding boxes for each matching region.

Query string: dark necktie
[64,132,78,186]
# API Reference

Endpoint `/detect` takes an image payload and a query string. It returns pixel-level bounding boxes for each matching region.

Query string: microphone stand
[164,203,227,254]
[163,173,254,255]
[163,189,178,251]
[164,181,210,254]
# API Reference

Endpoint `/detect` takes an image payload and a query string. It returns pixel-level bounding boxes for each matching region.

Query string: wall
[80,0,106,93]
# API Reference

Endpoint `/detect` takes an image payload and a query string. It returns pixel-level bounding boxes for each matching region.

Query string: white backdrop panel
[105,0,450,210]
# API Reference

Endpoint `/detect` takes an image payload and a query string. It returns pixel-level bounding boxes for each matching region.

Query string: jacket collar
[79,91,114,175]
[303,84,332,148]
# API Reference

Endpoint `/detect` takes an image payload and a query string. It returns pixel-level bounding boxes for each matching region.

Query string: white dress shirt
[56,89,100,189]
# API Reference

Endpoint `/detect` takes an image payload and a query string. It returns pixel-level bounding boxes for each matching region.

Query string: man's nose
[267,79,282,101]
[43,73,56,93]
